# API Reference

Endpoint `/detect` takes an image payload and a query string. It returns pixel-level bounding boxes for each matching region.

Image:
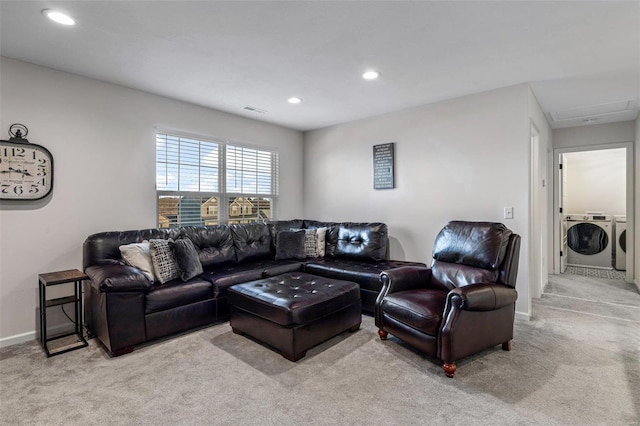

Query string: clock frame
[0,125,54,201]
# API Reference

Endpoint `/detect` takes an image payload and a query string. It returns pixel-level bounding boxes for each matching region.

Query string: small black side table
[38,269,88,357]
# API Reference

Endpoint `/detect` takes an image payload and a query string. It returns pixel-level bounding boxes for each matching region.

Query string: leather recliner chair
[375,221,521,378]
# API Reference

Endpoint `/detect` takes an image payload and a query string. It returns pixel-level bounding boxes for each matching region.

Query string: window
[156,133,278,227]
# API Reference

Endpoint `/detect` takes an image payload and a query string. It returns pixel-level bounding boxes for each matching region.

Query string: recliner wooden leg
[502,340,511,351]
[378,329,388,340]
[443,362,456,378]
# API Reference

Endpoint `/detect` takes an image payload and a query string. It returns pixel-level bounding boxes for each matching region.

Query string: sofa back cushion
[230,223,273,263]
[334,222,388,262]
[432,221,512,270]
[430,221,512,290]
[181,226,236,267]
[430,260,499,291]
[267,219,304,249]
[83,228,181,268]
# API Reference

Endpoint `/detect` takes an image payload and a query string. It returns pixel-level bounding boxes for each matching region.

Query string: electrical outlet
[504,207,514,219]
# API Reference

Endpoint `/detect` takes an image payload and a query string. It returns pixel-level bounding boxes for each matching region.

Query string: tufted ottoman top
[228,272,360,327]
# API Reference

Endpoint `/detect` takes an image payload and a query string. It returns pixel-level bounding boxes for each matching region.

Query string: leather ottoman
[228,272,361,361]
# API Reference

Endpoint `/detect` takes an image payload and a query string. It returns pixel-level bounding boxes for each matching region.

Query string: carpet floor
[1,274,638,425]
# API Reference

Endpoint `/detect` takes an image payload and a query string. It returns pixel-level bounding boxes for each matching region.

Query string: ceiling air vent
[243,105,267,114]
[550,100,636,122]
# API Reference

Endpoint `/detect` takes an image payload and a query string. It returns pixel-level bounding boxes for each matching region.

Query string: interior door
[559,154,568,273]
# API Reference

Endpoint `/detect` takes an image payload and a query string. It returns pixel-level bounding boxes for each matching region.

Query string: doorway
[553,143,634,284]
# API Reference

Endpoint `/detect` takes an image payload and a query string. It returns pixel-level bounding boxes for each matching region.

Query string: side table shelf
[38,269,89,357]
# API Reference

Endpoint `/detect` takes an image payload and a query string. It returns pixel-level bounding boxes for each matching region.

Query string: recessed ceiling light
[362,70,380,80]
[288,97,302,104]
[42,9,75,26]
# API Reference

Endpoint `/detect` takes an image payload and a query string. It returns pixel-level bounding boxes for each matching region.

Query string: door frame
[529,122,548,300]
[552,142,635,283]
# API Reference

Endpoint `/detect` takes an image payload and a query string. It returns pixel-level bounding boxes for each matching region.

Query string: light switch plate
[504,207,514,219]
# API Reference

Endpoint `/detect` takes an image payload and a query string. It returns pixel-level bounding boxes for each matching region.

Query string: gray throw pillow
[149,239,179,284]
[169,238,204,282]
[275,230,306,260]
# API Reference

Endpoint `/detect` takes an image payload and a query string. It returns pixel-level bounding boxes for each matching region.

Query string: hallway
[536,272,640,324]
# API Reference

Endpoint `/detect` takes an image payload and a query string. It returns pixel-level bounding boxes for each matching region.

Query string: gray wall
[0,58,304,343]
[303,84,537,318]
[636,116,640,288]
[553,121,636,148]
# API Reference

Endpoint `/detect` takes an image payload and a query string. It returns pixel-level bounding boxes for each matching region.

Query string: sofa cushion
[181,226,236,268]
[305,258,426,292]
[230,223,273,263]
[381,289,447,336]
[149,239,179,284]
[334,222,388,261]
[275,230,306,260]
[169,238,204,282]
[145,278,213,314]
[432,221,512,270]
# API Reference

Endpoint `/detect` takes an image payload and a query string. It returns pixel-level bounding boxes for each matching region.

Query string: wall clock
[0,124,54,200]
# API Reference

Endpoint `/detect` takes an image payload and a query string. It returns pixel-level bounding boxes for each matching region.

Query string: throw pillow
[169,238,204,282]
[119,240,156,282]
[149,239,179,284]
[275,230,306,261]
[303,229,318,257]
[315,227,328,257]
[291,228,319,258]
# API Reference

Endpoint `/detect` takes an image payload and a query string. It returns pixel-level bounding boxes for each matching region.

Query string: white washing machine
[565,214,613,269]
[614,215,626,271]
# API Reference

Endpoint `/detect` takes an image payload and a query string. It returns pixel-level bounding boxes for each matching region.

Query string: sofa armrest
[85,264,152,293]
[447,283,517,311]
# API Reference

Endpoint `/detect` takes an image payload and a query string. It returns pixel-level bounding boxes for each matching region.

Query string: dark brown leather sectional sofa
[83,220,425,356]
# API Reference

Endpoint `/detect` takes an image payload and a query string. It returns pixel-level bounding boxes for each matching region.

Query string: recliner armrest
[376,266,431,328]
[380,266,431,295]
[86,264,152,293]
[448,283,517,311]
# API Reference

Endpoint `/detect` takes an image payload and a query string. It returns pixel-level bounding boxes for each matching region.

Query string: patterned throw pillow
[119,240,156,282]
[315,227,328,257]
[149,239,179,284]
[303,229,318,257]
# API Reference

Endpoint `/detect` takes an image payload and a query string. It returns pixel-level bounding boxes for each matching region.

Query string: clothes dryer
[565,214,612,269]
[614,216,626,271]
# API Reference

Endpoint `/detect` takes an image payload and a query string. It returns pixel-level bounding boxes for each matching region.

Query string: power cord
[60,304,95,340]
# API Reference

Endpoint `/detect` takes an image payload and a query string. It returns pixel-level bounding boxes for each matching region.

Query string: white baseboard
[0,324,76,349]
[515,311,531,321]
[0,331,35,348]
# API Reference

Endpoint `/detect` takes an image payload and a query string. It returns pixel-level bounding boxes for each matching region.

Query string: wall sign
[373,142,395,189]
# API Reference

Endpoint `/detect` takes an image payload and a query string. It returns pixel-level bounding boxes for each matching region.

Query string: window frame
[155,130,279,227]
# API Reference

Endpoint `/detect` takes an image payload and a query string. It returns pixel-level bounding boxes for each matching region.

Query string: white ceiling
[1,1,638,131]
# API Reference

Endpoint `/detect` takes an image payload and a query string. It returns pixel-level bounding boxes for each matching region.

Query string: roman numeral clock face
[0,142,53,200]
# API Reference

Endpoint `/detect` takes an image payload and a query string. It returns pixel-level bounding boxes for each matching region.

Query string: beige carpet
[1,274,638,425]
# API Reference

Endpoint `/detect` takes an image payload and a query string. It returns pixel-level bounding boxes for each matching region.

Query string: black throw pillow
[275,230,306,261]
[169,238,204,282]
